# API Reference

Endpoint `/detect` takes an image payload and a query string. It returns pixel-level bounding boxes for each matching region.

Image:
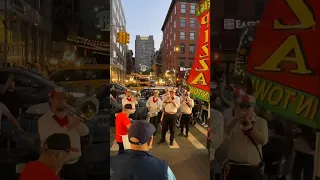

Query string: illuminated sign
[247,0,320,128]
[224,19,259,30]
[187,0,210,102]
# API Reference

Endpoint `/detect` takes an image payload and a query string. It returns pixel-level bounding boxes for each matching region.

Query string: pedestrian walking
[146,90,162,135]
[179,91,194,137]
[37,87,89,180]
[158,88,180,146]
[111,121,176,180]
[115,104,132,154]
[19,133,75,180]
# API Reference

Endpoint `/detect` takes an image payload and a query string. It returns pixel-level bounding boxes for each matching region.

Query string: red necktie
[153,97,158,103]
[52,115,68,127]
[127,98,131,102]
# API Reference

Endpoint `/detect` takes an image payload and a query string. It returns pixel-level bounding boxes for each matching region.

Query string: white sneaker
[201,122,205,126]
[203,124,208,128]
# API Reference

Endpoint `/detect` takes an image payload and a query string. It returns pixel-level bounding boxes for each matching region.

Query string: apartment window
[190,4,196,14]
[180,31,185,40]
[170,28,172,34]
[174,21,176,28]
[180,58,185,67]
[189,44,195,54]
[180,18,186,27]
[173,34,176,41]
[189,32,195,40]
[190,19,196,28]
[174,6,176,14]
[170,15,172,22]
[180,44,185,54]
[170,39,172,46]
[189,58,194,67]
[225,0,238,16]
[181,3,186,13]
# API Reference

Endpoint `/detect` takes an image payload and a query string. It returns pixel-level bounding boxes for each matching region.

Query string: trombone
[64,97,100,123]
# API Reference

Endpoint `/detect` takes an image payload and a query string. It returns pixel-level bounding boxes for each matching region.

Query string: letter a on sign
[247,0,320,97]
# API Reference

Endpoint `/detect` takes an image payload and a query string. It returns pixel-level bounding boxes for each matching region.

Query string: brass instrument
[64,97,99,122]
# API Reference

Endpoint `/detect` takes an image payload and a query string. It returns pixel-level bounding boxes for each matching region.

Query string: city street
[110,123,210,180]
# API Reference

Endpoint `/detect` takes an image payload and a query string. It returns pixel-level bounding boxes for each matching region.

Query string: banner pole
[314,131,320,180]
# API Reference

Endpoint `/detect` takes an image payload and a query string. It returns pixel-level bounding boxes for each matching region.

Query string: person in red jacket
[19,133,77,180]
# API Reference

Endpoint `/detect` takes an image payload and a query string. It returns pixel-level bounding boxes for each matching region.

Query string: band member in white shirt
[178,91,194,137]
[225,88,268,180]
[146,90,162,135]
[158,88,180,146]
[122,89,138,120]
[38,87,89,180]
[161,88,169,101]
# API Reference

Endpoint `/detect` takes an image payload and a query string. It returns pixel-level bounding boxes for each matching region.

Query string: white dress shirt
[163,95,180,114]
[146,96,162,114]
[228,115,268,164]
[38,110,89,164]
[180,97,194,114]
[122,96,138,113]
[209,108,224,160]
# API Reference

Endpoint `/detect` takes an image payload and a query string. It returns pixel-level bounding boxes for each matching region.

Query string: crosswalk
[110,124,208,151]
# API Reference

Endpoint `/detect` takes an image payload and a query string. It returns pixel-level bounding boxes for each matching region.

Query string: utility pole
[4,0,8,66]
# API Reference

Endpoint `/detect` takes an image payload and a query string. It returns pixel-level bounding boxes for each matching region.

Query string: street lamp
[173,46,180,86]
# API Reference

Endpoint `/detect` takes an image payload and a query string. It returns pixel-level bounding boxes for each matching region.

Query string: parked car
[0,68,55,108]
[111,83,127,95]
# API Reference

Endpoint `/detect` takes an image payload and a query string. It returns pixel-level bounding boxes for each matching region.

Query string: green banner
[188,85,210,102]
[249,74,320,129]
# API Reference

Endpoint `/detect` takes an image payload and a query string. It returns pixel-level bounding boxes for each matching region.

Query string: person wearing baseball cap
[158,87,180,146]
[146,90,162,135]
[19,133,76,180]
[115,104,132,154]
[37,87,89,180]
[111,121,176,180]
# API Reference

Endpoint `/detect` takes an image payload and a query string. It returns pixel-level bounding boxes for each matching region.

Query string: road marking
[194,124,207,136]
[165,132,179,148]
[187,132,206,149]
[110,140,118,151]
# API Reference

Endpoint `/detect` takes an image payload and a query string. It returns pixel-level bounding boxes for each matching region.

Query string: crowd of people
[208,78,316,180]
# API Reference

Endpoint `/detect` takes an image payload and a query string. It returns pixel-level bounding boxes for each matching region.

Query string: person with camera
[158,88,180,146]
[179,91,194,137]
[225,88,268,180]
[146,90,162,135]
[38,87,89,180]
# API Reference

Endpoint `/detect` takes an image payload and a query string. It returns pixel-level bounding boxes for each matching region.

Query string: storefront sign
[247,0,320,128]
[224,19,259,30]
[188,0,210,102]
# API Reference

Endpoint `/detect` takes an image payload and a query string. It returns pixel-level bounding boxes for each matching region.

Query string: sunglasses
[239,104,252,109]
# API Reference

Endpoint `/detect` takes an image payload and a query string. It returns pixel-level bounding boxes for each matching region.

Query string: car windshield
[27,71,56,87]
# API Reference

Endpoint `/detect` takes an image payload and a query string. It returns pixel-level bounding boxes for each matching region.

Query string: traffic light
[116,31,125,44]
[125,33,130,44]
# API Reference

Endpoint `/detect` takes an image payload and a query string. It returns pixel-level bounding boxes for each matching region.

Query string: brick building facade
[161,0,200,75]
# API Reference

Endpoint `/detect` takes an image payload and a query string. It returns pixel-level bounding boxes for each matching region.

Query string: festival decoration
[187,0,210,102]
[247,0,320,129]
[67,36,109,51]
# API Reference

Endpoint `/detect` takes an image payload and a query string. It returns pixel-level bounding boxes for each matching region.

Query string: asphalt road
[110,123,210,180]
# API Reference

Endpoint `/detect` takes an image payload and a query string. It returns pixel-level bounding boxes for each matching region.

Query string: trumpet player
[122,89,138,120]
[179,91,194,137]
[38,87,89,180]
[146,90,162,135]
[225,88,268,180]
[158,88,180,146]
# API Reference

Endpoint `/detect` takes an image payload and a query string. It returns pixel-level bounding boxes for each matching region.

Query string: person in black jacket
[1,74,22,118]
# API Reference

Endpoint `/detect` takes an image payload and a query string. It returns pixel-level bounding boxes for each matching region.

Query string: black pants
[292,151,314,180]
[117,142,124,155]
[226,164,262,180]
[180,114,191,135]
[60,157,87,180]
[202,110,208,124]
[161,113,176,142]
[149,116,158,134]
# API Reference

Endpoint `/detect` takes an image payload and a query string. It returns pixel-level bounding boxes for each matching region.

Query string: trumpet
[239,115,253,131]
[64,97,99,122]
